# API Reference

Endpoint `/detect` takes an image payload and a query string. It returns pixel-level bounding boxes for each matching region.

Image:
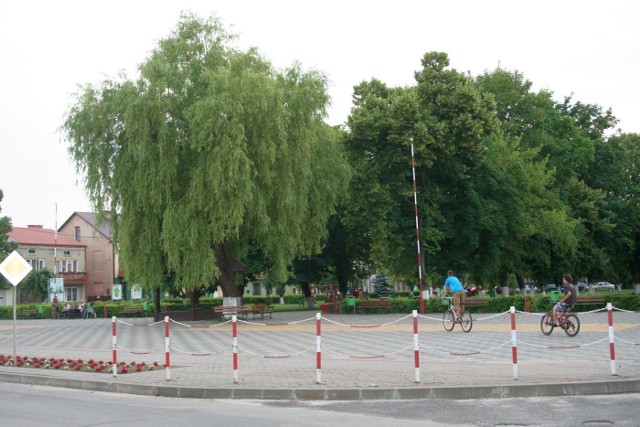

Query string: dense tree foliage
[343,54,639,289]
[62,15,350,298]
[22,268,53,302]
[0,190,18,289]
[372,274,394,298]
[58,11,639,294]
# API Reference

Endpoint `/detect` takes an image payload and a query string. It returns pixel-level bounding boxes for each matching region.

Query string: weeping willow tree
[62,14,350,300]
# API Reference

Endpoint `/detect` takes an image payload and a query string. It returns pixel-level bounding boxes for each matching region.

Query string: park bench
[251,303,273,320]
[575,295,606,306]
[463,298,489,307]
[120,306,145,317]
[359,299,391,313]
[21,309,40,319]
[214,305,248,320]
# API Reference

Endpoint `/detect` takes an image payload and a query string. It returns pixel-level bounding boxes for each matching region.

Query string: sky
[1,0,638,230]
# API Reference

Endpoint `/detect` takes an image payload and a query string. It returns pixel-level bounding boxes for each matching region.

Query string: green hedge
[336,292,640,314]
[3,292,637,319]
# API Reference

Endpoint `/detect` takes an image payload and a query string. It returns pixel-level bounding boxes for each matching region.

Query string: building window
[28,248,36,255]
[252,282,261,296]
[64,250,71,256]
[74,226,81,241]
[65,287,79,302]
[57,260,78,273]
[27,259,45,270]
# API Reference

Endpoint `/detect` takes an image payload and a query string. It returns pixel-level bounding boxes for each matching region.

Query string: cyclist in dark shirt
[552,274,577,326]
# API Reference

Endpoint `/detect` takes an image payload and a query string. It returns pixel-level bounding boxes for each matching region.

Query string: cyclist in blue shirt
[443,270,465,321]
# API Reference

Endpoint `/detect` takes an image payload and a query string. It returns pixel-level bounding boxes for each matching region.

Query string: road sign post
[0,250,34,360]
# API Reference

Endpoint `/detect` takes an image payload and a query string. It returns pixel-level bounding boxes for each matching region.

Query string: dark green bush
[2,292,637,320]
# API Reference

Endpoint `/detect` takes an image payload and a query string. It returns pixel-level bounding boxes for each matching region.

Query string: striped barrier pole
[164,315,171,381]
[316,312,322,384]
[233,315,239,383]
[510,306,518,380]
[607,303,617,375]
[410,139,426,314]
[413,310,420,383]
[112,316,117,378]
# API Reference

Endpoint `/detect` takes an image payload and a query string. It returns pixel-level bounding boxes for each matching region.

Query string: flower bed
[0,354,160,374]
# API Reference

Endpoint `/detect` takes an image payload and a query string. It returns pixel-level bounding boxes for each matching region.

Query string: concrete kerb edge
[1,371,640,400]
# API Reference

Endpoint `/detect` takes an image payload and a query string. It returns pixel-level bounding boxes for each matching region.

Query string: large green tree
[63,15,350,298]
[22,268,53,302]
[586,132,640,284]
[344,52,501,284]
[0,189,18,289]
[474,69,581,286]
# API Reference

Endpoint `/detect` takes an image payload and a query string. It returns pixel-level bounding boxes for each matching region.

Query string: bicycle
[540,304,580,337]
[442,297,472,332]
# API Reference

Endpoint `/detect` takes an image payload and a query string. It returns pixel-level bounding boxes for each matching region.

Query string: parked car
[544,283,557,292]
[576,282,588,292]
[592,281,616,291]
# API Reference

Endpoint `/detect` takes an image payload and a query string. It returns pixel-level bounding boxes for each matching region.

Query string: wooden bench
[251,303,273,319]
[575,295,606,306]
[121,306,144,316]
[214,306,248,320]
[359,299,391,313]
[21,309,40,319]
[463,298,489,307]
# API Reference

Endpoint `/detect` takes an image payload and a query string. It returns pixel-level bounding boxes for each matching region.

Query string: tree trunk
[277,284,285,305]
[190,290,199,314]
[300,282,315,309]
[215,243,242,298]
[153,287,162,321]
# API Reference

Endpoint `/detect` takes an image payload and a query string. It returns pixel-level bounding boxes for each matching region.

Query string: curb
[2,371,640,400]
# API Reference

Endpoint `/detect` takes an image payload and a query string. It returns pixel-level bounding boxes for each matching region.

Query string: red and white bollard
[232,315,239,383]
[413,310,420,383]
[316,312,322,384]
[164,316,171,381]
[607,303,617,376]
[112,316,117,378]
[510,306,518,380]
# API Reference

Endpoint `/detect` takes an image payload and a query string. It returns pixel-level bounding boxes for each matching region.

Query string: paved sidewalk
[1,309,639,400]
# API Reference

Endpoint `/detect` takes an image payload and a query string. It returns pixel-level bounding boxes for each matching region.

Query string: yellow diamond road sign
[0,250,33,287]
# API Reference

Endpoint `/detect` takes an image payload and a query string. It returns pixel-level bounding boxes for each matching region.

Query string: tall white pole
[411,139,426,314]
[54,203,58,276]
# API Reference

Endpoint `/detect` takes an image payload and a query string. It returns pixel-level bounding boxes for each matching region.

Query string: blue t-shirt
[444,276,464,293]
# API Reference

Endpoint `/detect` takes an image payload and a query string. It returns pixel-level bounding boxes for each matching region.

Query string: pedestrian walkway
[0,308,639,400]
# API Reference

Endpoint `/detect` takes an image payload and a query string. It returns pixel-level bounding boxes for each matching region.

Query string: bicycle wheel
[540,312,554,335]
[460,311,473,332]
[562,314,581,337]
[442,309,455,331]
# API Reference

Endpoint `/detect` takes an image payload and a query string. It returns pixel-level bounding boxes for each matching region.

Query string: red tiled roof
[7,225,86,248]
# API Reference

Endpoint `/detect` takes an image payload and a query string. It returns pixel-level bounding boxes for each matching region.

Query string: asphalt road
[1,382,638,426]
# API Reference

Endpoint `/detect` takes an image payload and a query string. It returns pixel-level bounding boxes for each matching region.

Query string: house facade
[58,212,120,301]
[6,225,87,303]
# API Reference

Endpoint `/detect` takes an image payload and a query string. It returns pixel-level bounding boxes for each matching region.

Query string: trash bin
[346,296,356,313]
[143,301,149,312]
[549,291,560,302]
[37,305,45,317]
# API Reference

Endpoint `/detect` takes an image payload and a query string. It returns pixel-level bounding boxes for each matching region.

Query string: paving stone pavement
[1,308,639,400]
